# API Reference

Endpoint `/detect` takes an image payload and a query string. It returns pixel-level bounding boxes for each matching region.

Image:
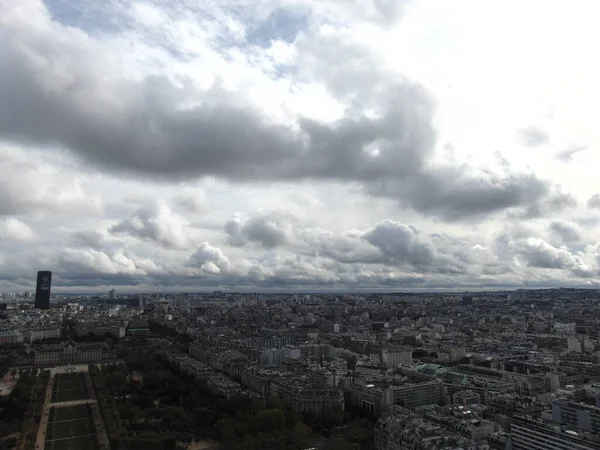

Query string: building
[437,346,467,363]
[453,390,481,405]
[347,380,443,416]
[34,270,52,309]
[381,348,413,367]
[552,399,600,433]
[30,341,117,366]
[510,416,600,450]
[567,338,583,353]
[108,289,116,300]
[259,348,282,367]
[126,321,149,336]
[98,297,142,308]
[270,380,344,413]
[282,346,301,360]
[0,330,24,345]
[28,327,61,343]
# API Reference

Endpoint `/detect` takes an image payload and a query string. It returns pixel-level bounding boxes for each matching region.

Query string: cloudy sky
[1,0,600,292]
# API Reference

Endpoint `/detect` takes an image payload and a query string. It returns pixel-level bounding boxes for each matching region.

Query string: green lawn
[51,374,89,403]
[45,405,99,450]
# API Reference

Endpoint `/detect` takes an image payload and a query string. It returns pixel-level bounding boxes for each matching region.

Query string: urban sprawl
[1,286,600,449]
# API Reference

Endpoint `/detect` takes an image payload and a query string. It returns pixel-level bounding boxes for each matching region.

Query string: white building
[381,348,413,367]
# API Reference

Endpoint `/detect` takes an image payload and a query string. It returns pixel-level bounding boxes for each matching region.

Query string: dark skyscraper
[34,271,52,309]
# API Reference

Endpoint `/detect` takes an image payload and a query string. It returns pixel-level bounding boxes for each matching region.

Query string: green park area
[51,373,89,403]
[44,404,99,450]
[90,352,374,450]
[0,368,49,450]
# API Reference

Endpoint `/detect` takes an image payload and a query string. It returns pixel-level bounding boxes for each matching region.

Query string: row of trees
[0,368,50,450]
[88,349,376,450]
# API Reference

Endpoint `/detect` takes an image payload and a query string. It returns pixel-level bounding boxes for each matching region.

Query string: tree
[216,418,235,443]
[253,409,285,433]
[292,422,311,449]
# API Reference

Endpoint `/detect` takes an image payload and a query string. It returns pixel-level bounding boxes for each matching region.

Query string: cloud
[0,1,433,183]
[371,165,570,221]
[70,230,105,250]
[0,218,33,241]
[0,0,571,223]
[109,200,191,249]
[188,242,231,274]
[516,126,550,148]
[1,1,599,293]
[549,220,581,243]
[57,247,158,276]
[555,145,587,163]
[0,146,101,216]
[225,213,289,248]
[363,220,434,265]
[173,190,207,213]
[511,237,588,273]
[588,194,600,209]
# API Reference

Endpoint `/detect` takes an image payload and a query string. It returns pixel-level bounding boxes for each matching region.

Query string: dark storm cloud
[516,126,550,148]
[0,1,572,221]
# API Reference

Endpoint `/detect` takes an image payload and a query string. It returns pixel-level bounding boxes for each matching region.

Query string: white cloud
[0,218,33,241]
[109,200,192,249]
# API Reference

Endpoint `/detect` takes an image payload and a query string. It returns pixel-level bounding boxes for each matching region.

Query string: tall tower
[34,271,52,309]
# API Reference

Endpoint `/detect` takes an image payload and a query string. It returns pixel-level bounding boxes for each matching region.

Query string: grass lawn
[45,405,99,450]
[51,373,89,403]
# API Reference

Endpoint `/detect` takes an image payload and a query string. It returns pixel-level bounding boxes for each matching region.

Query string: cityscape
[3,0,600,449]
[1,272,600,449]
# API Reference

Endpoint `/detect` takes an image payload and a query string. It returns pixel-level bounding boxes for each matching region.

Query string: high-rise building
[34,271,52,309]
[108,289,116,300]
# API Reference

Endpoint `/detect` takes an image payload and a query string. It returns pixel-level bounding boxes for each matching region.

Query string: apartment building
[510,416,600,450]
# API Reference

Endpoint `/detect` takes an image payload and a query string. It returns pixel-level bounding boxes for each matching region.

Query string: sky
[1,0,600,293]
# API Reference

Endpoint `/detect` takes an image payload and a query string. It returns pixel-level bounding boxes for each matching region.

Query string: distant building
[34,270,52,309]
[108,289,116,300]
[97,297,142,308]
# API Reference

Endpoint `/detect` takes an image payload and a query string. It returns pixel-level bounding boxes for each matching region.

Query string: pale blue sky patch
[246,8,309,47]
[45,0,130,35]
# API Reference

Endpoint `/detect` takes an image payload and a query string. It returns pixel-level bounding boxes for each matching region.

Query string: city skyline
[1,0,600,292]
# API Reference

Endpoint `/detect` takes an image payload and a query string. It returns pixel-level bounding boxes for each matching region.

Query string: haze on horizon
[1,0,600,293]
